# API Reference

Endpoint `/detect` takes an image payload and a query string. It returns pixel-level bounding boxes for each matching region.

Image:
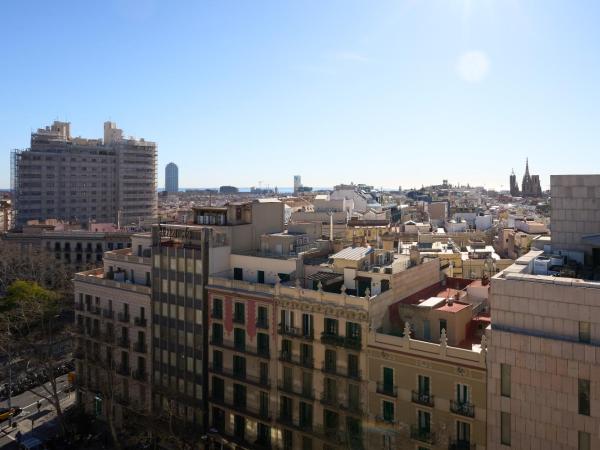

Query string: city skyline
[2,0,600,190]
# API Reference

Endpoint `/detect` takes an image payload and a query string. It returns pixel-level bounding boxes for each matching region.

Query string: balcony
[279,351,314,369]
[256,319,269,330]
[450,400,475,418]
[116,364,130,376]
[134,317,147,327]
[209,364,271,388]
[132,369,147,382]
[340,401,364,417]
[118,312,130,323]
[320,332,361,350]
[233,315,245,325]
[134,341,147,353]
[102,332,115,344]
[210,340,270,359]
[278,324,314,340]
[320,392,338,407]
[412,390,434,407]
[89,328,100,338]
[91,306,101,315]
[375,415,397,425]
[449,441,476,450]
[278,382,315,400]
[102,309,114,319]
[376,382,398,397]
[321,363,362,381]
[118,336,130,349]
[74,303,84,311]
[410,426,436,445]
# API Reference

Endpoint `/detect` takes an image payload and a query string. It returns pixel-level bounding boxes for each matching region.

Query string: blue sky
[1,0,599,191]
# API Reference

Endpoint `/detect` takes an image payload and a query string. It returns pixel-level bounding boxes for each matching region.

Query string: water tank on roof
[533,256,551,275]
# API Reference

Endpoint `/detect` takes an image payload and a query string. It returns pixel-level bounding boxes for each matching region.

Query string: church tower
[510,169,520,196]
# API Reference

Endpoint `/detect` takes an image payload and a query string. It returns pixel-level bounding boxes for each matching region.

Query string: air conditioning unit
[384,267,393,275]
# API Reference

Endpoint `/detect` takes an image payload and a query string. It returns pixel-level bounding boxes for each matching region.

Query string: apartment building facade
[12,121,157,227]
[73,233,153,425]
[206,275,380,450]
[150,200,285,436]
[487,175,600,450]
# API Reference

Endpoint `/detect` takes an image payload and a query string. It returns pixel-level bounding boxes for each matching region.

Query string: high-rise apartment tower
[11,121,157,228]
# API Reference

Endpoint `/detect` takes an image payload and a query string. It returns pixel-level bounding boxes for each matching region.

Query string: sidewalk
[1,389,76,443]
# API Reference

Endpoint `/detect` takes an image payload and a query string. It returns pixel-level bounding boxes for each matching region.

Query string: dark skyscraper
[165,162,179,194]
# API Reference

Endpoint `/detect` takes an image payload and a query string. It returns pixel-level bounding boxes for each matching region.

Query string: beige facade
[12,121,157,227]
[73,233,152,424]
[487,174,600,450]
[367,330,487,450]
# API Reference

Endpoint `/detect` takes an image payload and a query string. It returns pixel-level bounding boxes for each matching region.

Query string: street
[0,374,74,448]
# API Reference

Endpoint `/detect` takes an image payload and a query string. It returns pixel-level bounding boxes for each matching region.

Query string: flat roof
[331,246,373,261]
[417,297,446,308]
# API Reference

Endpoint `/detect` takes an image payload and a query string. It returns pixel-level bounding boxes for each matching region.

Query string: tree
[0,241,72,298]
[0,281,69,434]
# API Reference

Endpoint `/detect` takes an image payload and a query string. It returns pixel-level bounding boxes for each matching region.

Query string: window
[324,318,338,335]
[281,310,294,330]
[283,429,293,450]
[302,372,312,397]
[212,350,223,372]
[234,328,245,351]
[418,410,430,432]
[302,437,313,450]
[383,367,394,391]
[260,362,269,385]
[283,367,293,390]
[233,414,245,439]
[579,321,591,343]
[234,302,245,324]
[280,396,293,421]
[257,306,268,328]
[348,354,359,378]
[233,267,243,281]
[457,383,469,403]
[324,377,337,402]
[212,298,223,319]
[501,411,511,445]
[259,391,269,417]
[323,409,339,431]
[325,349,337,372]
[348,384,360,410]
[299,401,313,427]
[346,322,361,340]
[501,363,511,397]
[257,333,270,356]
[281,339,292,360]
[212,323,223,344]
[439,319,447,336]
[257,423,270,446]
[579,378,590,416]
[418,374,430,396]
[257,270,265,284]
[233,355,246,378]
[457,421,471,443]
[300,343,312,366]
[233,383,246,408]
[382,400,394,422]
[579,431,590,450]
[212,377,224,401]
[302,313,313,337]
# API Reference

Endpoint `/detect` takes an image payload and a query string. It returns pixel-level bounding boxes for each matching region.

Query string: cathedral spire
[525,158,530,176]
